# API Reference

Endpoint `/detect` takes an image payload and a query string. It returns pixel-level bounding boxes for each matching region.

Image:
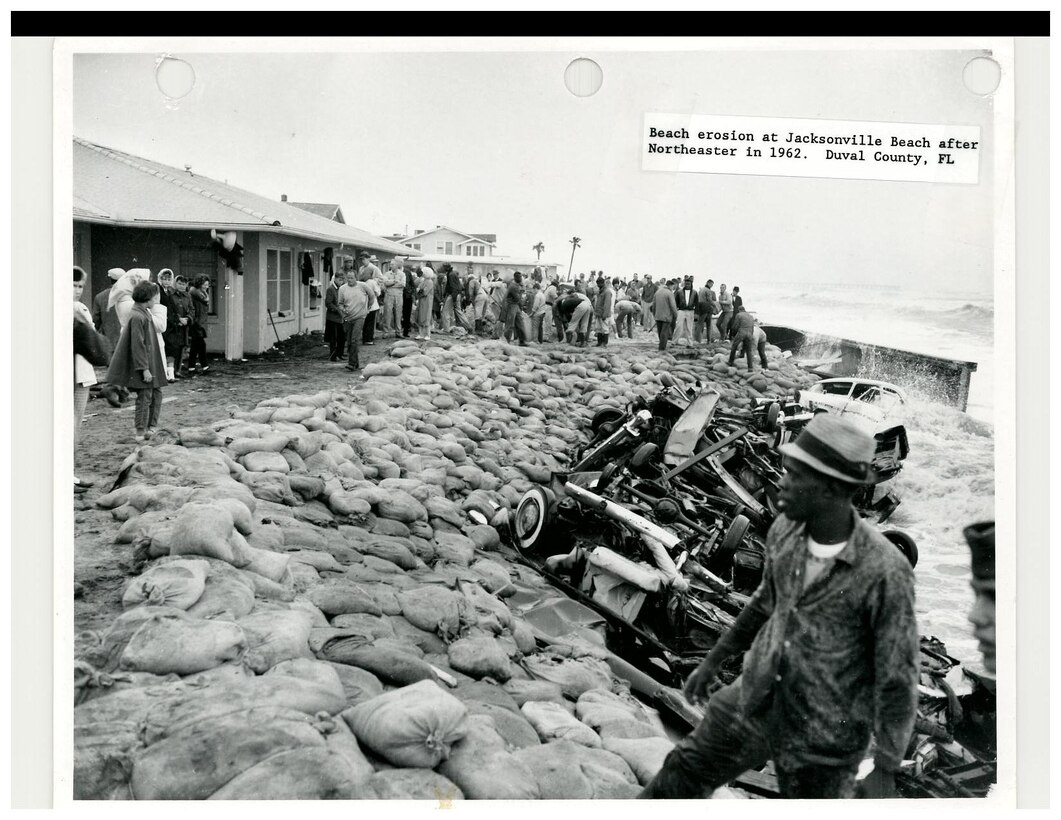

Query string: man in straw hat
[641,414,919,799]
[964,522,995,676]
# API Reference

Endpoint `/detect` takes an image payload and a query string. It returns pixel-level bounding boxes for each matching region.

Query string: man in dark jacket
[653,278,678,351]
[324,271,345,360]
[92,267,125,342]
[402,266,416,337]
[640,274,658,330]
[502,272,529,346]
[674,275,698,345]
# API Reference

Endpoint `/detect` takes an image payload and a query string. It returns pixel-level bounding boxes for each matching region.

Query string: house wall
[79,222,396,357]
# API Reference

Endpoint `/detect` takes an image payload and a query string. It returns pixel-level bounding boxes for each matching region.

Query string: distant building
[390,225,560,280]
[72,138,416,358]
[397,225,496,258]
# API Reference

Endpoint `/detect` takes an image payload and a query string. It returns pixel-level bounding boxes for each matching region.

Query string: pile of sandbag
[75,338,816,799]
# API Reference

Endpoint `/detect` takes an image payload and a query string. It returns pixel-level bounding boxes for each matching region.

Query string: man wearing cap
[964,522,995,676]
[641,414,919,799]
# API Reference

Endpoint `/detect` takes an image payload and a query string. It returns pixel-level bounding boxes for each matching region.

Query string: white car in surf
[800,378,907,428]
[788,378,910,484]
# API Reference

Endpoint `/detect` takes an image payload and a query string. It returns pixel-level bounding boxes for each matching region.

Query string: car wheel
[764,402,781,433]
[590,407,625,436]
[513,487,557,556]
[630,442,659,469]
[882,530,919,568]
[720,514,751,554]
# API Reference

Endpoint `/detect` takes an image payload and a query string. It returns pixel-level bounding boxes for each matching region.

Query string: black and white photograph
[43,33,1035,805]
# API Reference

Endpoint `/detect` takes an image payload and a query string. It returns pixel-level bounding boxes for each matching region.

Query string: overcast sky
[73,46,996,294]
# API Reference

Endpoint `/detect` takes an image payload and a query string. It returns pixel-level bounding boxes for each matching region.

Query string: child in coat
[106,281,168,442]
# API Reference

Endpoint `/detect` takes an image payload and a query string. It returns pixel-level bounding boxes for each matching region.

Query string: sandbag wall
[74,337,819,800]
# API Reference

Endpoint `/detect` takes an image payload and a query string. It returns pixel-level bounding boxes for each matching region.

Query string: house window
[436,242,444,253]
[411,243,420,251]
[465,246,472,256]
[266,248,295,316]
[180,246,220,315]
[445,241,453,255]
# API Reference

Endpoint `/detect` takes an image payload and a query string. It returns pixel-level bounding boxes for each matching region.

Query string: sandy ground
[72,325,674,637]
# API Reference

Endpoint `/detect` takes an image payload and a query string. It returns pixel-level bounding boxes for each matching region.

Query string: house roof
[72,138,416,256]
[400,225,495,247]
[287,202,345,223]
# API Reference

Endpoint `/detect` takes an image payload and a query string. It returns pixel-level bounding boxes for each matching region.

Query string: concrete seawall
[761,324,978,411]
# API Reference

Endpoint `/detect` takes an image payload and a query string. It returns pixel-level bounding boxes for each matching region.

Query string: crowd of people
[322,258,770,371]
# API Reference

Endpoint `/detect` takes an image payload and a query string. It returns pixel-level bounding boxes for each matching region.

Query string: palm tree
[532,242,545,262]
[567,237,581,282]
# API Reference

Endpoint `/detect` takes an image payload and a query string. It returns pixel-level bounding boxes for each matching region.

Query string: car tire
[513,486,557,556]
[630,442,659,469]
[882,530,919,568]
[591,407,625,436]
[720,514,751,554]
[764,402,781,433]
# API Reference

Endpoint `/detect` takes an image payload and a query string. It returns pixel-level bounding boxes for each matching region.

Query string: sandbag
[360,537,418,571]
[447,636,513,682]
[397,586,467,636]
[325,661,384,706]
[237,609,314,673]
[387,614,448,655]
[432,532,476,566]
[227,433,291,457]
[523,653,615,699]
[521,700,602,747]
[322,641,438,687]
[166,502,248,566]
[511,739,641,799]
[131,707,327,800]
[465,700,541,749]
[74,721,142,799]
[120,559,209,610]
[601,736,675,786]
[437,715,541,799]
[355,770,464,800]
[576,688,666,737]
[240,543,293,584]
[119,610,246,675]
[343,680,468,768]
[502,678,569,708]
[309,583,383,617]
[207,747,363,800]
[376,489,428,523]
[183,575,256,621]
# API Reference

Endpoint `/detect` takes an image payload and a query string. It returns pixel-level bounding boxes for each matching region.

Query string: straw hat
[779,413,876,485]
